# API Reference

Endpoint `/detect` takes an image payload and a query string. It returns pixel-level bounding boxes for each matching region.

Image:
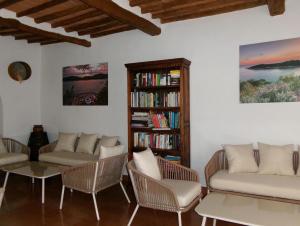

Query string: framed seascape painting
[63,63,108,105]
[240,37,300,103]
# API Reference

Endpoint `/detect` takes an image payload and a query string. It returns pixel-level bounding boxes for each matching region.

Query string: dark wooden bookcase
[125,58,191,167]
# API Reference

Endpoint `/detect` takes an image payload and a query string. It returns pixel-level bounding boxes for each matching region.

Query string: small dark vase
[28,125,49,161]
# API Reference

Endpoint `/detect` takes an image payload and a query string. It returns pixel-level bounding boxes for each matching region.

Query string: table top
[0,161,64,179]
[195,193,300,226]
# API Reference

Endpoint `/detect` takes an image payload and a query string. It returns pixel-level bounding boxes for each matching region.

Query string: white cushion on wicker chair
[76,133,98,154]
[0,153,28,166]
[210,170,300,200]
[54,133,77,152]
[133,148,162,180]
[0,139,7,153]
[162,179,201,207]
[99,145,124,159]
[258,143,294,176]
[39,151,97,166]
[94,135,119,155]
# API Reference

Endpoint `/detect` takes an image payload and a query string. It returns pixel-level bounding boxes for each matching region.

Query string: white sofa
[205,149,300,203]
[39,136,119,166]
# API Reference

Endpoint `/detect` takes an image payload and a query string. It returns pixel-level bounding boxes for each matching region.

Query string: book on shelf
[131,112,180,129]
[164,155,181,164]
[134,71,180,87]
[133,132,180,150]
[131,91,180,108]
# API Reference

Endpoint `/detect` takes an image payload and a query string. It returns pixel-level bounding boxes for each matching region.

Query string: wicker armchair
[1,138,30,156]
[127,157,201,226]
[59,153,130,221]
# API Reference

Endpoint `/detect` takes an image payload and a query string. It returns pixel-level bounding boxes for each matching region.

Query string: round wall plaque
[8,61,31,83]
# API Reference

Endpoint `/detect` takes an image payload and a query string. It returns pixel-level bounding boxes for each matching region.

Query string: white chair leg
[92,193,100,221]
[128,204,139,226]
[213,218,217,226]
[177,211,182,226]
[3,172,9,188]
[59,185,65,210]
[120,182,131,203]
[201,216,207,226]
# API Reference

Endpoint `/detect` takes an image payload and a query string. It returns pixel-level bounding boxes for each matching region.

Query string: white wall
[0,37,42,142]
[41,0,300,183]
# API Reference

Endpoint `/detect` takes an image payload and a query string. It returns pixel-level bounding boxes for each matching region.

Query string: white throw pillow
[76,133,98,154]
[133,148,162,180]
[94,135,118,155]
[99,145,124,159]
[258,142,294,176]
[223,144,258,174]
[0,138,7,153]
[54,133,77,152]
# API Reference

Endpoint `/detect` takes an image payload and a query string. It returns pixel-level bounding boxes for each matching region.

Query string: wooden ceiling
[129,0,285,23]
[0,0,160,46]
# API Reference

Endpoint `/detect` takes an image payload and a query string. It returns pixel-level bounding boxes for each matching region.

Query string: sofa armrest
[205,150,224,190]
[2,138,30,156]
[39,141,57,154]
[157,157,199,182]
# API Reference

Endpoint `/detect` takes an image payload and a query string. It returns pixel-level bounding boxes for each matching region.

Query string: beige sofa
[39,137,119,166]
[0,138,29,166]
[205,149,300,204]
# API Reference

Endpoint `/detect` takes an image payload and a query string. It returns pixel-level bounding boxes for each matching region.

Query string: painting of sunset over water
[240,37,300,103]
[63,63,108,105]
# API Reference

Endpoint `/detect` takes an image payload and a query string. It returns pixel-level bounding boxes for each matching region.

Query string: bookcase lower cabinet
[125,58,191,167]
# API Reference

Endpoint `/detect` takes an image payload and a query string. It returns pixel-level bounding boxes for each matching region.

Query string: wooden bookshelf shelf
[126,58,191,167]
[131,127,180,134]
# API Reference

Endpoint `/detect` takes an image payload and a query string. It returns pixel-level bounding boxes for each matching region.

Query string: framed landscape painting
[240,37,300,103]
[63,63,108,105]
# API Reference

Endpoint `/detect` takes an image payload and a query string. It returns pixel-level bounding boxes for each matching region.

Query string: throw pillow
[76,133,98,154]
[133,148,162,180]
[223,144,258,173]
[99,145,124,159]
[94,135,118,155]
[0,138,7,153]
[54,132,77,152]
[258,142,294,176]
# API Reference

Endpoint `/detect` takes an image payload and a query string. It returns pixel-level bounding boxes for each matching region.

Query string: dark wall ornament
[8,61,31,83]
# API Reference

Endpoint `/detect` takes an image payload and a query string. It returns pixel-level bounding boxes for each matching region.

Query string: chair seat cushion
[39,151,97,166]
[0,153,28,166]
[162,179,201,207]
[210,170,300,200]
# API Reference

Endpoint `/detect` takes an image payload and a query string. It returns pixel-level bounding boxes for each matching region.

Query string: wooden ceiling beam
[64,16,112,32]
[161,0,266,23]
[0,0,23,8]
[79,0,161,36]
[0,30,23,36]
[0,17,91,47]
[267,0,285,16]
[27,37,50,43]
[17,0,68,17]
[129,0,160,7]
[14,33,35,40]
[90,25,134,38]
[34,5,89,24]
[40,40,62,45]
[51,10,101,28]
[78,21,121,35]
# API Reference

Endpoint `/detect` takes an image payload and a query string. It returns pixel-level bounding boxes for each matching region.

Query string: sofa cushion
[39,151,97,166]
[99,145,124,159]
[133,148,162,180]
[54,133,77,152]
[162,179,201,207]
[223,144,258,173]
[76,133,98,154]
[210,170,300,200]
[258,143,294,176]
[94,135,118,155]
[0,139,7,153]
[0,153,28,166]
